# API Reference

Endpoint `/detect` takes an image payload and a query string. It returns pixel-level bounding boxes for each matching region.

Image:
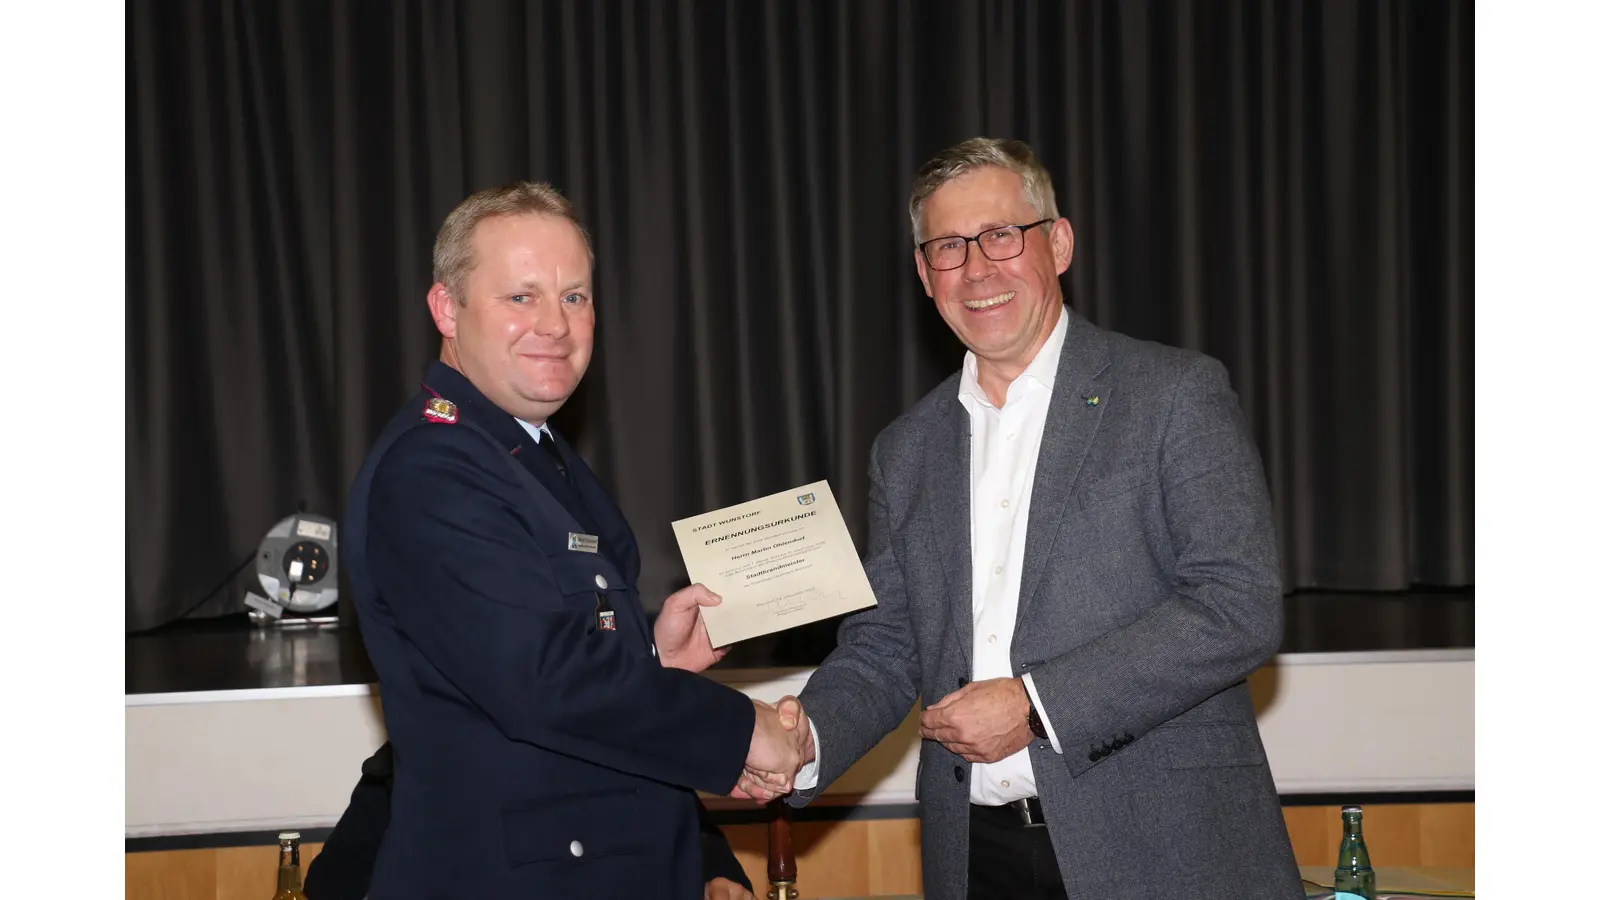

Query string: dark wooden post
[766,801,798,899]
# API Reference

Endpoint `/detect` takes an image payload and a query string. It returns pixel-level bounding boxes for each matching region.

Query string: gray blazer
[792,307,1303,900]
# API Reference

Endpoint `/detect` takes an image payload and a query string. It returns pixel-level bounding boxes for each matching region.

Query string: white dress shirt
[792,311,1069,801]
[514,419,554,444]
[959,310,1067,805]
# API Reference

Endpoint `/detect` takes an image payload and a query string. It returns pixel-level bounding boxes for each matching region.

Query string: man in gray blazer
[774,138,1303,900]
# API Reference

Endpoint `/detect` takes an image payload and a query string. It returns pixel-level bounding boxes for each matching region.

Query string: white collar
[958,305,1070,408]
[514,418,552,443]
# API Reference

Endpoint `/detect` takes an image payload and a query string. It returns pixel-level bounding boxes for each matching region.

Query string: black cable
[136,548,259,632]
[138,503,319,632]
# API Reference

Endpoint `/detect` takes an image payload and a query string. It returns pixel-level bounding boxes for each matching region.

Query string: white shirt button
[1000,498,1010,508]
[987,634,997,644]
[569,840,584,857]
[1006,432,1016,440]
[993,565,1003,576]
[1001,780,1010,789]
[594,574,608,590]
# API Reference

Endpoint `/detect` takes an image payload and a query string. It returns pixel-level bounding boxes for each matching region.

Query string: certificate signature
[757,589,832,617]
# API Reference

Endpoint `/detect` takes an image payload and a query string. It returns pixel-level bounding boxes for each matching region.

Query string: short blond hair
[432,181,594,303]
[908,138,1060,245]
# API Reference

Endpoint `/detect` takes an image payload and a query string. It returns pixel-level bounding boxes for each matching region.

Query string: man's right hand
[734,696,814,801]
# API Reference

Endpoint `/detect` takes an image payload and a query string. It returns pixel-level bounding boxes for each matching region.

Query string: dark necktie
[534,428,569,482]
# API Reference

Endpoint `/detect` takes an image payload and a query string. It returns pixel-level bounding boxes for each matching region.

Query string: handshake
[734,696,815,802]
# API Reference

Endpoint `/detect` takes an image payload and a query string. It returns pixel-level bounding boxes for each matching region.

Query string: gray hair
[908,137,1060,245]
[432,181,594,303]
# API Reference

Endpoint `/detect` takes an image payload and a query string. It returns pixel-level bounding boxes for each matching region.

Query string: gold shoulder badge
[423,397,459,424]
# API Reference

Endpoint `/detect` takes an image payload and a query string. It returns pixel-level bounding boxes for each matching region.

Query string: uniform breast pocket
[541,547,633,636]
[542,547,627,600]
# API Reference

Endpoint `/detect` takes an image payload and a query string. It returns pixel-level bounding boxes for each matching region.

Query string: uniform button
[957,677,968,688]
[651,644,658,657]
[953,765,965,782]
[569,840,584,857]
[1000,498,1010,508]
[594,574,608,590]
[987,634,997,644]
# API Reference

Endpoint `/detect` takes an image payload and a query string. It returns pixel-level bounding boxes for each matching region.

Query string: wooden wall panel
[722,820,922,897]
[1281,805,1336,866]
[127,842,325,900]
[214,844,325,899]
[1417,803,1474,868]
[126,805,1470,899]
[1280,804,1474,868]
[126,849,214,900]
[866,816,922,895]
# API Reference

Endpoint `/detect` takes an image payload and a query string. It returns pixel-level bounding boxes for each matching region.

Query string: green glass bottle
[1332,805,1376,900]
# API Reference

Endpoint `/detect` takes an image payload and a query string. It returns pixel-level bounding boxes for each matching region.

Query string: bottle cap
[278,831,301,841]
[1341,805,1362,814]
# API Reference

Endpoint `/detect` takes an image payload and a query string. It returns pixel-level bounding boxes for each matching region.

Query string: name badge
[567,533,599,554]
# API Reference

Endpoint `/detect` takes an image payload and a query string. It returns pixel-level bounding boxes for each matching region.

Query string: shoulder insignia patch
[423,397,459,424]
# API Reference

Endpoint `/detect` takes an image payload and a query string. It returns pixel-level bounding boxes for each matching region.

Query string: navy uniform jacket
[302,742,755,899]
[344,360,755,898]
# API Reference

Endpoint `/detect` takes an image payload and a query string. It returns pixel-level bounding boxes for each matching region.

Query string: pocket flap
[502,788,646,866]
[542,547,628,597]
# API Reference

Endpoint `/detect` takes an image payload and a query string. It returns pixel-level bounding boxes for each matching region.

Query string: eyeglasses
[918,218,1055,271]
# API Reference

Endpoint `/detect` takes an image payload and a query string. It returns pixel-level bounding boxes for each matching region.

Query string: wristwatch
[1025,692,1048,740]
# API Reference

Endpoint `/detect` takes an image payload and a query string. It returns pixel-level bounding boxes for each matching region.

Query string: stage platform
[127,589,1472,696]
[127,590,1473,845]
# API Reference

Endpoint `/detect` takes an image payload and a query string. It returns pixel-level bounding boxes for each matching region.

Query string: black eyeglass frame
[917,217,1056,271]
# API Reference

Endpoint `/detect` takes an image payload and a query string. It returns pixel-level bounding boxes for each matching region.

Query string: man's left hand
[704,877,755,900]
[919,677,1034,764]
[655,584,728,673]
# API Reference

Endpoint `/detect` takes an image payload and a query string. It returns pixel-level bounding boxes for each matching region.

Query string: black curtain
[127,0,1472,635]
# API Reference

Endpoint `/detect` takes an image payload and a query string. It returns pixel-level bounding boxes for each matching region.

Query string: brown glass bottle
[271,831,308,900]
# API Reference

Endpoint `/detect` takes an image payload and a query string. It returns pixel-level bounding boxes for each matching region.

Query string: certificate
[671,480,878,647]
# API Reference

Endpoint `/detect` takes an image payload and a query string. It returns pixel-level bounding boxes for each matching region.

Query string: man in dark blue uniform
[340,181,808,898]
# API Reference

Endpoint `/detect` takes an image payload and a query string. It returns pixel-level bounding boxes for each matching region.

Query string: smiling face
[914,165,1074,389]
[426,212,595,423]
